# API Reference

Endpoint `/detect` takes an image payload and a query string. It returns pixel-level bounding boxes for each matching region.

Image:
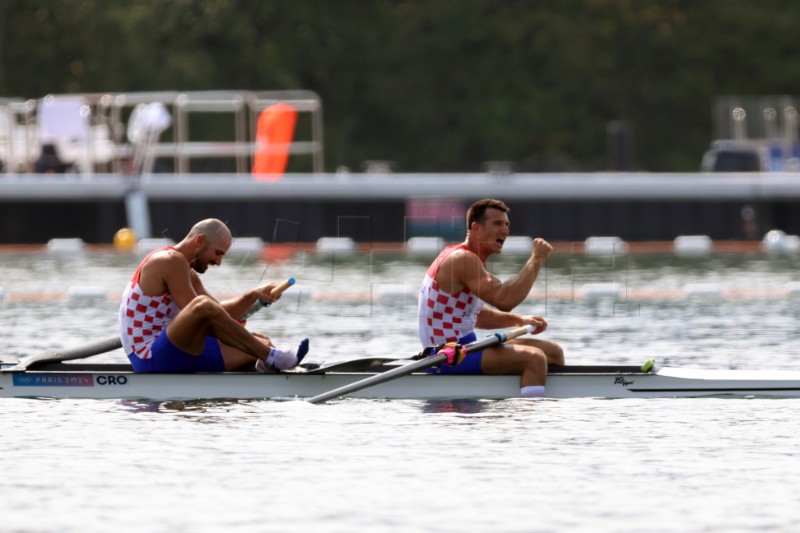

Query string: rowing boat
[3,358,800,400]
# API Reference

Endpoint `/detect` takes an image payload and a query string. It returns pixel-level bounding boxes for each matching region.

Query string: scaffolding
[0,90,324,176]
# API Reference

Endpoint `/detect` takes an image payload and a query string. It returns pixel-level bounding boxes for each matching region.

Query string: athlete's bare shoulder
[139,248,188,294]
[444,245,483,270]
[436,246,483,293]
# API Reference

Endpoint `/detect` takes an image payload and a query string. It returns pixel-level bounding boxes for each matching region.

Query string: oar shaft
[307,325,534,404]
[11,335,123,371]
[307,353,448,404]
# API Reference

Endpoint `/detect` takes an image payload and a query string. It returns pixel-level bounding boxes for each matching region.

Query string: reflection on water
[418,399,496,414]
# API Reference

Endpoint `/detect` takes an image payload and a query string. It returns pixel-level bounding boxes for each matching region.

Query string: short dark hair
[466,199,509,230]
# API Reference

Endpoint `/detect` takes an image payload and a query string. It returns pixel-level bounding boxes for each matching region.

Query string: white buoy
[786,282,800,296]
[315,237,356,257]
[227,237,264,258]
[584,236,628,255]
[501,236,533,255]
[406,237,444,257]
[67,286,109,301]
[46,238,86,255]
[372,284,417,305]
[580,282,621,299]
[135,238,175,256]
[673,235,713,257]
[762,230,800,255]
[684,283,723,298]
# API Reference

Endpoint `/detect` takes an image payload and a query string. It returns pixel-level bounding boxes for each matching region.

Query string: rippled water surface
[2,250,800,532]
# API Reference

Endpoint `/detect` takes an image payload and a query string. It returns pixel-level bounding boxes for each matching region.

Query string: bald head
[182,218,233,273]
[188,218,232,247]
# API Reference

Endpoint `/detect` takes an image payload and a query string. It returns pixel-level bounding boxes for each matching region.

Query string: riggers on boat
[4,358,800,400]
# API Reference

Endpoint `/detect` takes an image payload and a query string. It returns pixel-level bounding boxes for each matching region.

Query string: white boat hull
[3,365,800,400]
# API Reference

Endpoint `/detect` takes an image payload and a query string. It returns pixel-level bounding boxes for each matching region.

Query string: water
[2,250,800,532]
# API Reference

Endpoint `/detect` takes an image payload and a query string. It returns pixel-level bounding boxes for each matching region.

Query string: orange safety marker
[252,102,298,179]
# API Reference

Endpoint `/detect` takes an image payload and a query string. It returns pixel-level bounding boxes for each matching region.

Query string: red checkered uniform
[118,247,181,360]
[418,244,484,347]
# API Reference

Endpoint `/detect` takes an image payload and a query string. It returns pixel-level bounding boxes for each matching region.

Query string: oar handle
[306,325,535,404]
[240,277,295,320]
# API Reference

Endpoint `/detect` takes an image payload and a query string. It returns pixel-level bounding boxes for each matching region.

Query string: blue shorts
[427,332,484,375]
[128,334,225,373]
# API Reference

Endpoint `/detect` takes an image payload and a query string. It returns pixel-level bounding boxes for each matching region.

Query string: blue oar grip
[494,332,506,343]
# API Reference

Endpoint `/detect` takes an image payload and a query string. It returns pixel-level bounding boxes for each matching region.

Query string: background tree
[2,0,799,172]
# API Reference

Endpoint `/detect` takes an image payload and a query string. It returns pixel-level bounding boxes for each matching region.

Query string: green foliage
[2,0,799,171]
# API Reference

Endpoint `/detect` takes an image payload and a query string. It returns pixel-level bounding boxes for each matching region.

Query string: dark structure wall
[0,201,128,243]
[1,199,794,244]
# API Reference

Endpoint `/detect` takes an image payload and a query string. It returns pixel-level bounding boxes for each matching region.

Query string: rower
[118,218,308,373]
[417,199,564,397]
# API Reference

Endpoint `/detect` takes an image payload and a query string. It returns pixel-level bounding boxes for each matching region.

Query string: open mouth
[496,238,505,247]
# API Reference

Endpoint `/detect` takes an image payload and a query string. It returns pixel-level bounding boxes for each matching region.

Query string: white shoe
[254,358,276,374]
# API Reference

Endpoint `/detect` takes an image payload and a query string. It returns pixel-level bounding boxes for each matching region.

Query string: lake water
[2,248,800,532]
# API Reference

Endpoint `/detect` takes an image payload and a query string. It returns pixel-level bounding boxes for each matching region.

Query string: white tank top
[118,247,181,360]
[418,243,484,347]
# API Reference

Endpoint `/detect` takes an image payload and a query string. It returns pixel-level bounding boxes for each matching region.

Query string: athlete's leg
[165,295,270,360]
[509,337,565,365]
[480,343,549,387]
[219,339,271,371]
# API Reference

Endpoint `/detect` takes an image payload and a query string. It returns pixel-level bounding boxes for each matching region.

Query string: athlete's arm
[218,283,280,320]
[443,250,541,312]
[475,307,548,333]
[190,271,213,298]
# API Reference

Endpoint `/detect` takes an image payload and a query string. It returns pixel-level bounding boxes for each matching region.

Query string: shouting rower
[417,198,564,397]
[119,218,308,373]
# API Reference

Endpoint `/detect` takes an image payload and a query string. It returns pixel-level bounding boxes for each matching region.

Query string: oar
[240,277,296,320]
[307,324,536,404]
[10,335,124,371]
